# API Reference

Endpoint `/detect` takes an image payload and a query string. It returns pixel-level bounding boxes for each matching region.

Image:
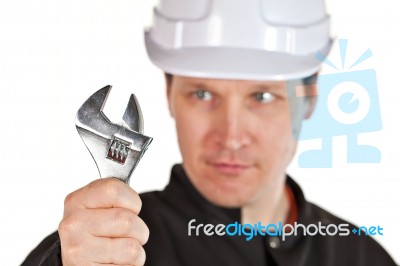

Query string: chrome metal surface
[76,85,152,184]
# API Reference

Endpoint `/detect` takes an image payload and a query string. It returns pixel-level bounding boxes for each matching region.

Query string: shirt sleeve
[21,231,62,266]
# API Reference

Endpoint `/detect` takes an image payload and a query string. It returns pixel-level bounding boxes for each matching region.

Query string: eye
[193,90,213,101]
[254,92,275,103]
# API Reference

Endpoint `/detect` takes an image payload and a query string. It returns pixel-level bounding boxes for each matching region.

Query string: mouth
[208,161,252,175]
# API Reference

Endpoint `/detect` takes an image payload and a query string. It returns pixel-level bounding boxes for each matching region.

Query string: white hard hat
[145,0,332,80]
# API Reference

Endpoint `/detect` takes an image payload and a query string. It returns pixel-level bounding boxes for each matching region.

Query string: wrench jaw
[76,85,113,132]
[123,94,144,134]
[76,85,153,184]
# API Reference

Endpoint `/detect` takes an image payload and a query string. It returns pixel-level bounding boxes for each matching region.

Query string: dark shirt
[22,164,397,265]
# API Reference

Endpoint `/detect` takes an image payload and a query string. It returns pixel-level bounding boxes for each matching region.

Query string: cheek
[257,111,297,165]
[174,110,209,159]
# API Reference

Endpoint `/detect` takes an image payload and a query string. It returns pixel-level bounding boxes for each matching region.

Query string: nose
[212,96,251,151]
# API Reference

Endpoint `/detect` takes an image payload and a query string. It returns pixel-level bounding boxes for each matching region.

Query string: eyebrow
[176,82,208,94]
[252,84,284,90]
[248,82,287,95]
[185,80,209,88]
[180,79,286,95]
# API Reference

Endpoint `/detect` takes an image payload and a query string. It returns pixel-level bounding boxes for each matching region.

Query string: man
[23,0,396,265]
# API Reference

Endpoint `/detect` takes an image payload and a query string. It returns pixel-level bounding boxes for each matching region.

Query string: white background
[0,0,399,264]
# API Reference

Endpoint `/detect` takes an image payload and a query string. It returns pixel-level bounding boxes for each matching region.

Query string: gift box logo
[291,39,382,168]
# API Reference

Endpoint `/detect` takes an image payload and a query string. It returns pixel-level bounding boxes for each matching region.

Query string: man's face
[167,75,300,208]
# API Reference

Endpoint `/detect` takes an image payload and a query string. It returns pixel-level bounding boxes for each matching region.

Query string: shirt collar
[163,164,310,249]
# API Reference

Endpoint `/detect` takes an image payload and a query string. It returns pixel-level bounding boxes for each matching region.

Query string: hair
[302,72,318,86]
[165,72,173,88]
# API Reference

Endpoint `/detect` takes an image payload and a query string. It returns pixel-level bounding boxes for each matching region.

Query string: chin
[208,196,246,208]
[197,182,252,208]
[184,162,256,207]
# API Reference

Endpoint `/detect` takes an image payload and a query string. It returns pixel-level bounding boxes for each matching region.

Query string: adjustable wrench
[76,85,153,184]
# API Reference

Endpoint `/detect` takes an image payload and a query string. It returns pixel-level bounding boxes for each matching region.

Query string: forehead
[171,75,287,90]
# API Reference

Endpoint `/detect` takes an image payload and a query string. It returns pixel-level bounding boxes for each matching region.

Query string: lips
[208,161,251,175]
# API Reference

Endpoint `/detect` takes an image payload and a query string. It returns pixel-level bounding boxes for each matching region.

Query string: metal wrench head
[76,85,153,184]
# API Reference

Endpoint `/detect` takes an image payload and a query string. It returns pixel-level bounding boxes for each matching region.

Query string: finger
[90,237,146,266]
[64,178,142,214]
[60,208,149,245]
[87,208,149,245]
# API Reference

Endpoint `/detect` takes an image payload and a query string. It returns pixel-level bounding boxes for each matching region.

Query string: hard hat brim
[145,32,332,81]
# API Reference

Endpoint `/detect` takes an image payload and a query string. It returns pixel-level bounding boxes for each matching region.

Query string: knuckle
[136,218,150,245]
[141,250,147,266]
[128,189,142,215]
[63,191,77,207]
[126,238,143,261]
[114,208,133,228]
[134,193,143,213]
[58,215,80,237]
[61,244,79,263]
[142,223,150,244]
[102,178,122,198]
[59,219,83,263]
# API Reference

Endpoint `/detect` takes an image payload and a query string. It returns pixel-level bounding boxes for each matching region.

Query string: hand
[58,178,149,265]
